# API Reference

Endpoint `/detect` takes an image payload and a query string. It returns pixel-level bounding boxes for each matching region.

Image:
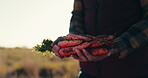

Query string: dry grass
[0,47,79,78]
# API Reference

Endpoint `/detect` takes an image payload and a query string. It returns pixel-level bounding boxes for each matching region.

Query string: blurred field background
[0,0,80,78]
[0,47,79,78]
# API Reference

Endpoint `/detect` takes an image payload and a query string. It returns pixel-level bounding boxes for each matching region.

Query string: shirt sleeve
[69,0,85,34]
[113,4,148,59]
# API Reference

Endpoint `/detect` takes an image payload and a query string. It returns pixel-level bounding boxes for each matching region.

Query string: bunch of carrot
[56,34,115,57]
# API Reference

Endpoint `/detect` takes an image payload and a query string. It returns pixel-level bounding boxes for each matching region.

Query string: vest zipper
[96,0,102,78]
[96,0,100,35]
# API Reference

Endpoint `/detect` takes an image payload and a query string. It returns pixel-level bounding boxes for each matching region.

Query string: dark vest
[80,0,148,78]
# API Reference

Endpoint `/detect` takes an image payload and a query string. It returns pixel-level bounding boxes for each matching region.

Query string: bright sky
[0,0,73,48]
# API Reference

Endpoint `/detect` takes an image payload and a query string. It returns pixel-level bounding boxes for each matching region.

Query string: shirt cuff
[113,34,134,59]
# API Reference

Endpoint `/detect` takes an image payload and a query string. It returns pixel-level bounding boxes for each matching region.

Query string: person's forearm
[114,8,148,59]
[69,0,85,34]
[113,2,148,58]
[69,12,85,34]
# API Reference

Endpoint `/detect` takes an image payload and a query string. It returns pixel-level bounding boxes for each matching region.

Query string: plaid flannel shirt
[69,0,148,59]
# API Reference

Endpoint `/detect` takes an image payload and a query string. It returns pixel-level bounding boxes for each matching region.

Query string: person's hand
[51,37,65,58]
[72,48,118,62]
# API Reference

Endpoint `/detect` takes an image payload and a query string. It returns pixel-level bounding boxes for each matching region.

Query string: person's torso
[84,0,143,36]
[80,0,148,78]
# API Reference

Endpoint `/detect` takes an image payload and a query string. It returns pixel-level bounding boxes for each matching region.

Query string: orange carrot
[72,42,91,50]
[59,42,91,56]
[90,48,109,55]
[59,48,75,56]
[89,41,105,47]
[58,40,83,48]
[66,34,92,41]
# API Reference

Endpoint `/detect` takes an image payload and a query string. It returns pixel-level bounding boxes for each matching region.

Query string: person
[51,0,148,78]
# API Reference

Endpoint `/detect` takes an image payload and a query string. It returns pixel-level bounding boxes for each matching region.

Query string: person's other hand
[51,37,65,58]
[72,49,118,62]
